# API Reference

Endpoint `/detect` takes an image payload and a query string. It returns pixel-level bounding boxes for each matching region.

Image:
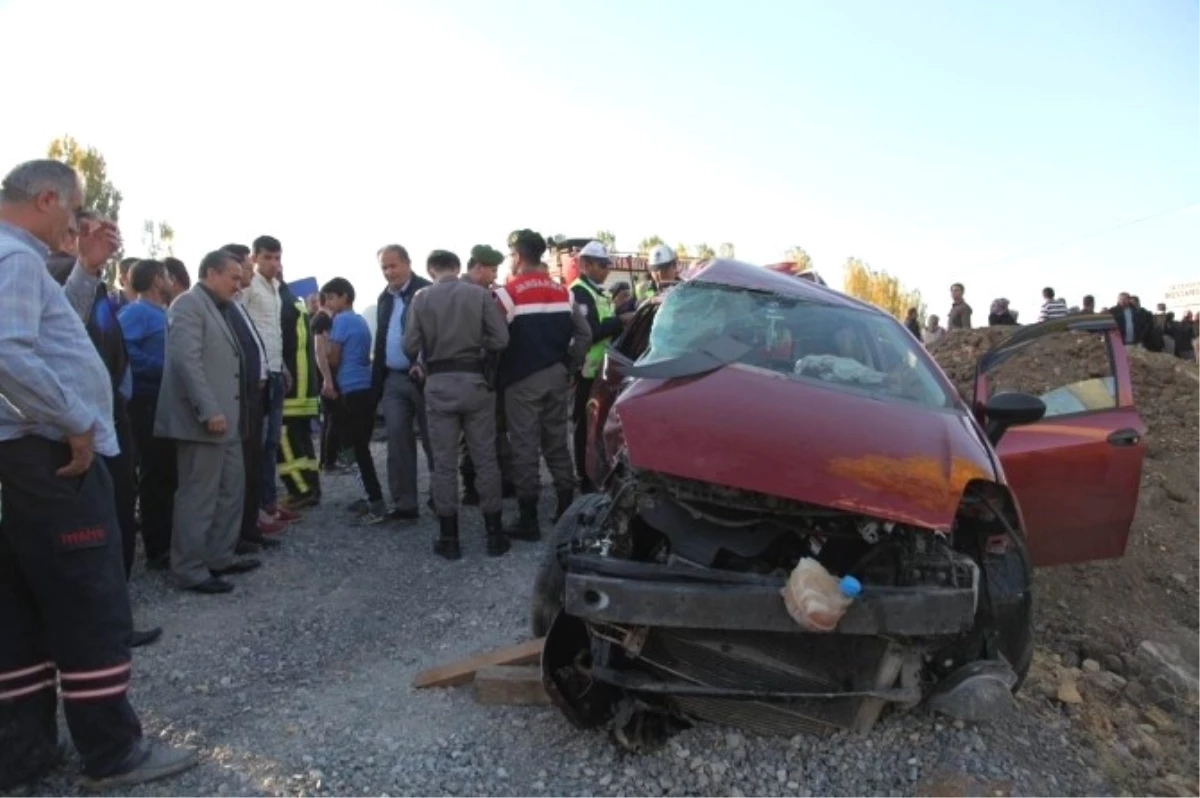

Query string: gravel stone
[8,439,1157,797]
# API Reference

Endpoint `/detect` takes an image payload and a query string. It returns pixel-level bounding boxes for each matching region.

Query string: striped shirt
[1038,297,1069,322]
[0,221,118,456]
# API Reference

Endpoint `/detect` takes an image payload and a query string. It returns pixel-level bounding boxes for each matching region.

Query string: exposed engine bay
[532,462,1033,752]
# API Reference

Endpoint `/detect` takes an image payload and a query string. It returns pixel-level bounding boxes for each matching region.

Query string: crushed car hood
[614,365,997,532]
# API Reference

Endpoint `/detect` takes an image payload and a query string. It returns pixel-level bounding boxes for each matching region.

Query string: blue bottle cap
[839,575,862,598]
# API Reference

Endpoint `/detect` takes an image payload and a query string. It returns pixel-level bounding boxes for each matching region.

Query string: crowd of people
[907,282,1197,359]
[0,158,694,790]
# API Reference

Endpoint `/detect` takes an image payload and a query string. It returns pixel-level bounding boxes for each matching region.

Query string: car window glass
[983,330,1116,417]
[639,282,952,408]
[615,303,658,360]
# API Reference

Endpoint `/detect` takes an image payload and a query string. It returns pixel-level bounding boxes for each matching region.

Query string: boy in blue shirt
[320,278,385,524]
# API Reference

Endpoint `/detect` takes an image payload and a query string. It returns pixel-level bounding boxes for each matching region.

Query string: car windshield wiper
[622,335,753,380]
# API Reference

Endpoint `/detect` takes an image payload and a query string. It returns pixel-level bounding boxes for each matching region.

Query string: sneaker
[257,517,287,536]
[354,500,387,526]
[347,498,371,515]
[79,739,198,790]
[269,505,302,523]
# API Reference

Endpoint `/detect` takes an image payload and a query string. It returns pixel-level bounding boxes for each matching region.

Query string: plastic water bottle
[781,558,862,632]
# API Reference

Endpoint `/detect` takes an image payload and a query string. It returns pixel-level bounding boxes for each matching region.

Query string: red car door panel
[975,320,1145,568]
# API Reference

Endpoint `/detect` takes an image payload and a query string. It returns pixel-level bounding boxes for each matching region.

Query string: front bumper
[563,555,976,637]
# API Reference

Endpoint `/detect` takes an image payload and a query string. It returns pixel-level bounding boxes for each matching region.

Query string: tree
[718,242,736,258]
[785,246,812,272]
[47,135,123,222]
[637,235,665,254]
[595,230,617,252]
[142,220,176,258]
[47,135,124,282]
[842,257,926,321]
[674,242,691,260]
[695,243,716,259]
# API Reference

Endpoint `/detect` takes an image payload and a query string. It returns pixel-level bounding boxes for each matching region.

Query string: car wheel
[531,493,608,638]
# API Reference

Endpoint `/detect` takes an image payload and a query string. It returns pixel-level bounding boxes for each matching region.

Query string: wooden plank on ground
[412,637,544,689]
[473,665,551,706]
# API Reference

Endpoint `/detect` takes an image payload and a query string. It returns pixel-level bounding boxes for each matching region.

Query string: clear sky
[2,0,1196,320]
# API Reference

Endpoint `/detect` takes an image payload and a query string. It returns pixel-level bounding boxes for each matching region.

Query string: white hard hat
[579,241,610,261]
[648,244,676,268]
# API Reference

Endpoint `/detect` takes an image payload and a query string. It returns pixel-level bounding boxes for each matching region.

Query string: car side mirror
[984,391,1047,446]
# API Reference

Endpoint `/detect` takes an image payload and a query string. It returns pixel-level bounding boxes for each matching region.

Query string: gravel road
[12,442,1159,797]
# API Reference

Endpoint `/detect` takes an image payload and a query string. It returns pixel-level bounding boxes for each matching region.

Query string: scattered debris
[412,638,544,689]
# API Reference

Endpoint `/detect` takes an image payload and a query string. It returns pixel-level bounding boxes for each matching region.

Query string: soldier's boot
[484,511,510,557]
[461,475,480,506]
[505,497,541,542]
[554,488,575,523]
[434,514,462,561]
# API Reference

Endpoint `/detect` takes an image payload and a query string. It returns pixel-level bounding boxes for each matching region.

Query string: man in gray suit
[155,250,260,593]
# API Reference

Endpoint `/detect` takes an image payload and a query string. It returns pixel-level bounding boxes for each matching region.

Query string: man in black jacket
[1111,292,1160,351]
[371,244,433,521]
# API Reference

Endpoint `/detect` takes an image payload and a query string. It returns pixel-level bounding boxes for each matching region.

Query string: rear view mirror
[984,391,1047,446]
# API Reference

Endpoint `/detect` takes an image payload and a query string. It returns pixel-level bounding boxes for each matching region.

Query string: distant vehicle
[532,257,1145,750]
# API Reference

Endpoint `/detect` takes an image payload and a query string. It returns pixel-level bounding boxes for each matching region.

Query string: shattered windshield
[639,281,953,408]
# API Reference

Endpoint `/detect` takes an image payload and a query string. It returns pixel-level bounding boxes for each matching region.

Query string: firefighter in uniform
[569,241,631,492]
[278,279,322,506]
[459,244,515,504]
[403,250,510,559]
[495,231,592,540]
[0,158,196,789]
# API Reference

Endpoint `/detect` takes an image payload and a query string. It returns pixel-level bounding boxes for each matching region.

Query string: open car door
[972,316,1145,567]
[584,302,660,488]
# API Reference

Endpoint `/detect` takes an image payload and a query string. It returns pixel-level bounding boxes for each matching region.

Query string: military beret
[507,229,544,250]
[470,245,504,268]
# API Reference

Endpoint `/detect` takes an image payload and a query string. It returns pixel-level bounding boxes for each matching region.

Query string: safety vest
[571,277,614,379]
[282,297,319,418]
[635,280,657,303]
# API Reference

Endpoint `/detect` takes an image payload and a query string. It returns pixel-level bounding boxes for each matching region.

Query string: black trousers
[103,407,138,578]
[319,396,342,468]
[339,389,382,502]
[128,394,175,565]
[572,377,594,485]
[0,438,143,783]
[241,384,266,540]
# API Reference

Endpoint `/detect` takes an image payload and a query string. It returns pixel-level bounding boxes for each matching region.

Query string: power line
[978,200,1200,270]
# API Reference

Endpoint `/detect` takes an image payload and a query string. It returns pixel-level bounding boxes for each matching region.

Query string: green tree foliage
[785,246,813,272]
[594,230,617,252]
[842,257,926,321]
[47,135,123,222]
[143,220,176,257]
[637,235,665,254]
[694,243,716,259]
[674,242,691,260]
[718,242,735,258]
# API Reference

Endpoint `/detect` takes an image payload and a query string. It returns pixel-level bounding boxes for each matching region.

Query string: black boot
[505,497,541,542]
[484,511,509,557]
[434,514,462,560]
[554,488,574,523]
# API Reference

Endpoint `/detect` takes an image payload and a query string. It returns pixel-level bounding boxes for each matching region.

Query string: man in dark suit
[1111,292,1160,351]
[155,251,260,594]
[370,244,432,522]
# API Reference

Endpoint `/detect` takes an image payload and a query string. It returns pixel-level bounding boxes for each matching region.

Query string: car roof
[681,258,884,315]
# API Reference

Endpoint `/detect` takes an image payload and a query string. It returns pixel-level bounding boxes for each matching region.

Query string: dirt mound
[928,326,1199,795]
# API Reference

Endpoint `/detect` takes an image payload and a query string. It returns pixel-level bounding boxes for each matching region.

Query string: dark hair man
[118,259,177,570]
[321,277,386,524]
[162,256,190,300]
[948,282,972,330]
[372,243,434,521]
[1038,287,1068,322]
[496,231,593,540]
[403,251,510,557]
[222,245,284,546]
[0,158,196,788]
[155,250,261,594]
[1082,294,1096,314]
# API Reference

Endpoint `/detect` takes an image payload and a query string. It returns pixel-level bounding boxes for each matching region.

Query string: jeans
[261,372,284,511]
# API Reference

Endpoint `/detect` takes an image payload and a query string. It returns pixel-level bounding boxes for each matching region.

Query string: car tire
[530,493,608,638]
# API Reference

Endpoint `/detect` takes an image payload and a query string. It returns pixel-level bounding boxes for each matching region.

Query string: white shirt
[234,291,269,381]
[243,271,283,373]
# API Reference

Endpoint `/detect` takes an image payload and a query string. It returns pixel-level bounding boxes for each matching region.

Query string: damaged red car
[531,258,1145,750]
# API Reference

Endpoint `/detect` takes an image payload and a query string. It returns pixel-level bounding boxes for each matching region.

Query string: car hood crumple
[613,364,997,533]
